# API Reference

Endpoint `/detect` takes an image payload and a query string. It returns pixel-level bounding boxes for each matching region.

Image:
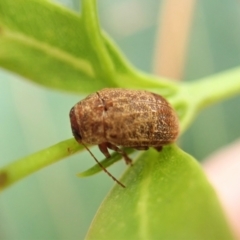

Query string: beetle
[70,88,179,187]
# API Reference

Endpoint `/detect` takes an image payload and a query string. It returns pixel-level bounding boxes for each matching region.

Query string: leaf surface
[0,0,177,94]
[0,0,109,92]
[86,145,233,240]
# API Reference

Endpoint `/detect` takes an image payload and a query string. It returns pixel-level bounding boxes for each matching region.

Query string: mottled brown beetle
[70,88,179,187]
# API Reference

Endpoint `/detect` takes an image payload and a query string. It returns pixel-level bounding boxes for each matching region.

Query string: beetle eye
[72,128,82,141]
[69,107,82,142]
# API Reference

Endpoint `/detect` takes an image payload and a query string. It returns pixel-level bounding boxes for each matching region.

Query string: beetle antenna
[81,142,126,188]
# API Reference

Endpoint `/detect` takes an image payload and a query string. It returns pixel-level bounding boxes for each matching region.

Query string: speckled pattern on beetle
[70,88,179,164]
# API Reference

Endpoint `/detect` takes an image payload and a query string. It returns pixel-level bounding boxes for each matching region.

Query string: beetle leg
[98,142,111,158]
[154,146,163,152]
[106,142,132,165]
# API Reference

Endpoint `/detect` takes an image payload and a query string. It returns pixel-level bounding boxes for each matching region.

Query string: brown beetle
[70,88,179,187]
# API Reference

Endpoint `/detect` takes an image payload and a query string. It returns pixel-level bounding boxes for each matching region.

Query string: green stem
[0,138,83,191]
[175,67,240,132]
[185,67,240,110]
[82,0,115,82]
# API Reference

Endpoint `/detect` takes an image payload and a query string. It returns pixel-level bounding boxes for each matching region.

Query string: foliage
[1,0,239,239]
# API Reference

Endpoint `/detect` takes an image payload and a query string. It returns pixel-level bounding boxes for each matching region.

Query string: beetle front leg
[106,142,132,165]
[98,142,111,158]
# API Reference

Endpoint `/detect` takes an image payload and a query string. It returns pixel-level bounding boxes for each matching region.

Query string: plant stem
[0,138,82,191]
[185,67,240,110]
[82,0,115,83]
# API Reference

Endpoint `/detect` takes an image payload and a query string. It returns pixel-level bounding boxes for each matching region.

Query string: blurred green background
[1,0,240,239]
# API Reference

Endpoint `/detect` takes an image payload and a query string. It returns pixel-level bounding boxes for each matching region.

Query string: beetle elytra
[70,88,179,187]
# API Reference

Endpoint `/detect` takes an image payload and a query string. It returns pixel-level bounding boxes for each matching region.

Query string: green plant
[0,0,239,239]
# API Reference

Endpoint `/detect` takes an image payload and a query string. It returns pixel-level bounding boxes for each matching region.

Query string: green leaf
[0,0,177,94]
[86,145,234,240]
[77,147,135,177]
[0,0,105,93]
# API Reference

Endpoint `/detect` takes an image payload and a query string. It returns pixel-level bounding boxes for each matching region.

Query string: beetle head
[69,107,82,142]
